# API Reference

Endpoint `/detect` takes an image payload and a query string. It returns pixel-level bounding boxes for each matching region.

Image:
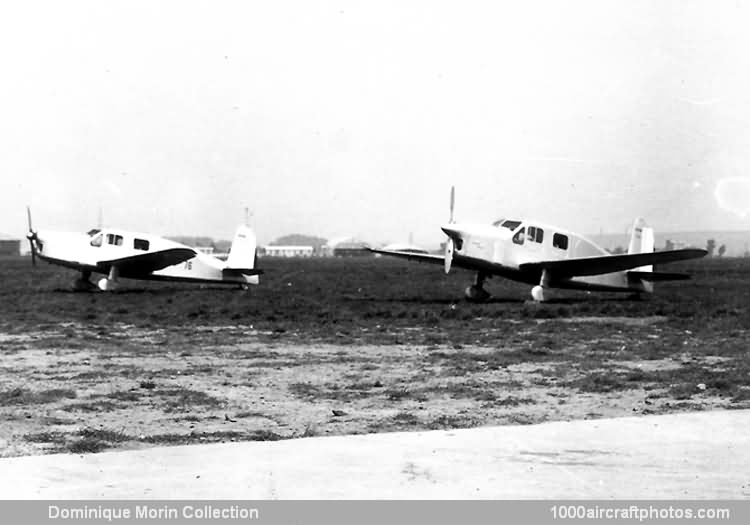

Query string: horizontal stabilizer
[627,271,691,281]
[222,268,264,277]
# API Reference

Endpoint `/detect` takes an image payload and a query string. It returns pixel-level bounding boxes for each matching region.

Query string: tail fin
[628,218,654,257]
[225,225,259,284]
[627,217,655,292]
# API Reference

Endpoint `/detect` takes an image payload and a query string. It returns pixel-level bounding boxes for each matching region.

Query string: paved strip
[1,410,748,498]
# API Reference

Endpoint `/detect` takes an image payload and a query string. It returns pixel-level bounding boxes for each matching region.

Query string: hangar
[263,245,314,257]
[0,236,20,256]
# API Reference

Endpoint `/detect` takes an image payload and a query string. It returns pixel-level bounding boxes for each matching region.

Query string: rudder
[627,217,654,292]
[225,225,259,284]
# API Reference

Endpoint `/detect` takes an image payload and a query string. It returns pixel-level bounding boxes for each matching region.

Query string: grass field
[1,255,748,456]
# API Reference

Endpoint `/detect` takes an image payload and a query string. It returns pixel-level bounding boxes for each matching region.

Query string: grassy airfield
[0,255,748,456]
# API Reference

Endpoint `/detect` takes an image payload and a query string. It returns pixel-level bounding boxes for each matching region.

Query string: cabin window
[134,238,150,251]
[528,226,544,243]
[553,233,568,250]
[512,227,525,245]
[106,234,124,246]
[90,234,102,247]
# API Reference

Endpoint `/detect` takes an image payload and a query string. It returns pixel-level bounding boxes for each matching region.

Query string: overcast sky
[2,0,750,246]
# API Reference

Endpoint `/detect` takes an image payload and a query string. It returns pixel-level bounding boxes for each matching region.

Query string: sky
[2,0,750,246]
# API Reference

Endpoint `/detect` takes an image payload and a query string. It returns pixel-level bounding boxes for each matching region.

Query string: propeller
[444,186,456,273]
[444,237,454,274]
[26,206,37,266]
[449,185,455,224]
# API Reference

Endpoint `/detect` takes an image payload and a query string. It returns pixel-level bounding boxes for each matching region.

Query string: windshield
[493,219,522,231]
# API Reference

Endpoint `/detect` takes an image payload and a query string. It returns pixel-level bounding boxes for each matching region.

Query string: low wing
[519,248,707,279]
[96,248,196,276]
[368,248,445,265]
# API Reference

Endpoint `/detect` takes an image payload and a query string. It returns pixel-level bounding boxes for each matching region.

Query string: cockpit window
[87,229,101,237]
[512,227,525,245]
[106,234,124,246]
[528,226,544,243]
[90,234,103,247]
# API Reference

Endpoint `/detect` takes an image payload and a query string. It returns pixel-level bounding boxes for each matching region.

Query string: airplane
[25,208,262,291]
[371,188,708,302]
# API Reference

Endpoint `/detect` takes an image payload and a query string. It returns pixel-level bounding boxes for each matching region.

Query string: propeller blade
[444,237,454,274]
[449,186,455,224]
[26,206,37,266]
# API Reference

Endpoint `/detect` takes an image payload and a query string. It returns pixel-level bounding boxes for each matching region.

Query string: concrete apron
[1,409,748,499]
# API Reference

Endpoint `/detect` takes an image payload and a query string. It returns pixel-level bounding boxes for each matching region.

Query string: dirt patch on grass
[1,322,748,456]
[1,257,749,456]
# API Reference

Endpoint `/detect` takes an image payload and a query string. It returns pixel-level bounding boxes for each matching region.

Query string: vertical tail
[225,225,259,285]
[628,218,654,257]
[627,217,654,292]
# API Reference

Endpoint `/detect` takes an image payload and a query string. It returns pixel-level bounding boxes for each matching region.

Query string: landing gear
[72,271,96,292]
[97,266,119,292]
[465,272,490,302]
[530,269,551,302]
[97,278,117,291]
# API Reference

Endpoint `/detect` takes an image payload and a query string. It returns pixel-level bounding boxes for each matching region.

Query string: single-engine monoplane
[371,188,707,302]
[25,208,261,291]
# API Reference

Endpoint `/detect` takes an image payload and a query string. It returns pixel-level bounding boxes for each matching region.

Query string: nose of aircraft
[441,224,468,252]
[440,225,463,241]
[26,231,43,265]
[441,225,465,274]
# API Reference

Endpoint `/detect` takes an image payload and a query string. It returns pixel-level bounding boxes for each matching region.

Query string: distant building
[270,234,327,256]
[323,237,372,257]
[669,240,691,250]
[0,237,20,256]
[263,245,314,257]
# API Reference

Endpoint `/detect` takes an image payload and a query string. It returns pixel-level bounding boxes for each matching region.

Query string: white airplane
[25,208,261,291]
[371,188,708,302]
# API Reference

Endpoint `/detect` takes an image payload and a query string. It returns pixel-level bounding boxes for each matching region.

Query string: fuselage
[445,218,646,293]
[32,228,258,286]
